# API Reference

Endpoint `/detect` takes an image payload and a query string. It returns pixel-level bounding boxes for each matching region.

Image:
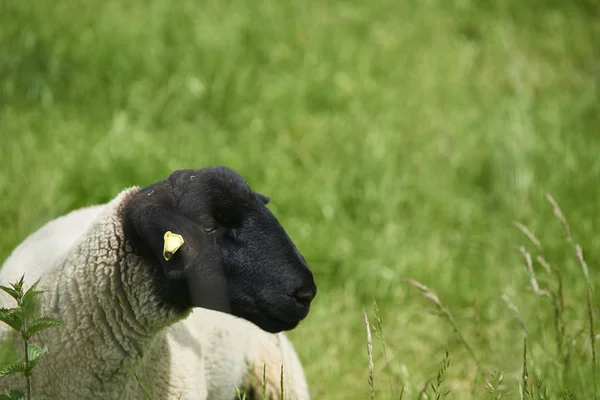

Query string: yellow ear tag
[163,231,185,261]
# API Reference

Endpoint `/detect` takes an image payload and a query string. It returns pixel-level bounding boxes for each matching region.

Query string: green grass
[1,0,600,398]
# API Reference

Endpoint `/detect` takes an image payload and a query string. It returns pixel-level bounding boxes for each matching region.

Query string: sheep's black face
[124,166,317,333]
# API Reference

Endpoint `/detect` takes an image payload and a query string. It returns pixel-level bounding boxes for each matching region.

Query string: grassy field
[1,0,600,398]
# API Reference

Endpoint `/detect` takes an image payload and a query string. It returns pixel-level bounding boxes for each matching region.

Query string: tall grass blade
[407,279,481,371]
[363,308,375,400]
[132,369,153,400]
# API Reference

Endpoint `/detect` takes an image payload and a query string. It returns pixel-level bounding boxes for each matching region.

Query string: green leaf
[0,361,26,377]
[21,280,43,319]
[14,276,25,292]
[0,276,26,303]
[24,343,48,376]
[5,276,25,297]
[0,389,26,400]
[22,279,43,306]
[26,316,63,336]
[0,286,20,303]
[0,308,23,331]
[22,279,42,298]
[27,343,48,364]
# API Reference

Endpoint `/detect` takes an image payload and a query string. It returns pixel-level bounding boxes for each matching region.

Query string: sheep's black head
[123,166,317,333]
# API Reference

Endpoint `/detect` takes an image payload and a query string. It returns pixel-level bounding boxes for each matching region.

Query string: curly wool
[0,188,309,399]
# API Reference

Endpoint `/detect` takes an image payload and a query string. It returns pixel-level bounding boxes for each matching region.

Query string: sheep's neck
[42,192,189,387]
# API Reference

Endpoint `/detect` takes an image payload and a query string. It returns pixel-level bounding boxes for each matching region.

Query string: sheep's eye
[202,223,219,233]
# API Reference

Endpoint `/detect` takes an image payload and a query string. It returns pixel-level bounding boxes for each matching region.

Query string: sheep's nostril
[293,286,315,305]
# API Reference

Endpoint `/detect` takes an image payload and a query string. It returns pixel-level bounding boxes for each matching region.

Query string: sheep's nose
[293,285,316,306]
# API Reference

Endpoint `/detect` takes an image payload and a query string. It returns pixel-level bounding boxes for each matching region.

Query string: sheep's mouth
[257,301,312,333]
[260,313,302,333]
[271,306,309,324]
[231,302,307,333]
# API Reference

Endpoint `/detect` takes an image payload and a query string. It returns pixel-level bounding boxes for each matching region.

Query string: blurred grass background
[1,0,599,398]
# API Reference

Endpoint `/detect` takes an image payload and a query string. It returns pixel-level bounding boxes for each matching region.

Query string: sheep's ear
[127,206,196,277]
[256,193,270,205]
[125,204,231,312]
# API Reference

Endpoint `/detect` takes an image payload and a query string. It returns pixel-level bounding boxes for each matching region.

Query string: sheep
[0,166,317,399]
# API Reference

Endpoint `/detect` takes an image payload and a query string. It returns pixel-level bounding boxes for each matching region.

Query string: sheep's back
[1,205,106,284]
[0,205,106,306]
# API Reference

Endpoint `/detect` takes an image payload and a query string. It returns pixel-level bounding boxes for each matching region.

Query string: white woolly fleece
[0,188,310,399]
